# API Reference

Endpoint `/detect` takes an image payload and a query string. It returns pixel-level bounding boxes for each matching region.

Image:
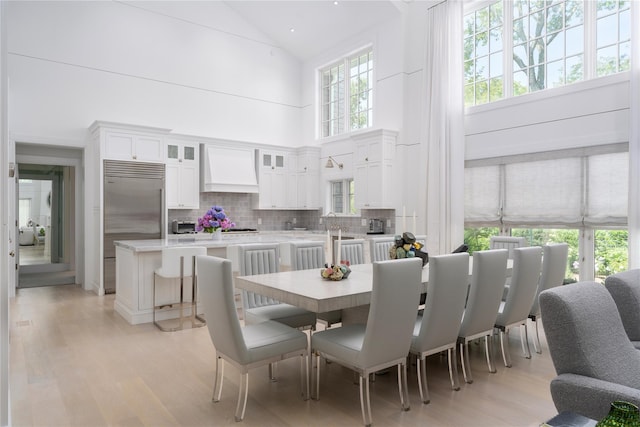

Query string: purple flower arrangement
[196,205,235,233]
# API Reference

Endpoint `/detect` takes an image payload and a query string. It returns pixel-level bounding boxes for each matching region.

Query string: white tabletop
[235,259,512,314]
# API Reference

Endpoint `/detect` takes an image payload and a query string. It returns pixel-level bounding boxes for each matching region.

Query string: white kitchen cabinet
[166,140,199,209]
[104,131,165,163]
[255,150,293,209]
[353,129,397,209]
[294,147,321,209]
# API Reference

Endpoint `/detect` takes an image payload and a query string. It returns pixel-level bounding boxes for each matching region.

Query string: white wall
[7,1,303,146]
[465,73,630,160]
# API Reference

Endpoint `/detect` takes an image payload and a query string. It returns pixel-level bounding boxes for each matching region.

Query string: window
[330,179,355,214]
[596,0,631,76]
[321,48,373,138]
[464,147,629,281]
[464,0,631,106]
[513,0,585,94]
[464,0,504,105]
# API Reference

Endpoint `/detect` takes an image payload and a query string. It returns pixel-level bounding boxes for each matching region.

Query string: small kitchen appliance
[368,219,385,234]
[172,220,197,234]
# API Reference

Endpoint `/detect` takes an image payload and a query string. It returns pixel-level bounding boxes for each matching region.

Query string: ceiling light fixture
[289,28,295,33]
[325,156,343,169]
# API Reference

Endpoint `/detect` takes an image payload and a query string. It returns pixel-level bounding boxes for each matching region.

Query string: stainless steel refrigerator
[103,160,165,294]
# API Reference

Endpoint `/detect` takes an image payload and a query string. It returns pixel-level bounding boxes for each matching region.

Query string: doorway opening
[17,163,76,287]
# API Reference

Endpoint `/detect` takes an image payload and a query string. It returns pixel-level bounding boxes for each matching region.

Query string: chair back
[236,243,280,309]
[490,236,527,259]
[369,237,395,262]
[359,258,422,367]
[529,243,569,318]
[540,281,640,388]
[290,241,325,270]
[156,246,207,277]
[458,249,508,338]
[414,253,470,352]
[335,239,366,265]
[604,269,640,342]
[495,246,542,327]
[197,255,248,364]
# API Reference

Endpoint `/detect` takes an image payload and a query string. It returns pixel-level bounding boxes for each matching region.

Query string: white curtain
[421,0,464,255]
[628,1,640,268]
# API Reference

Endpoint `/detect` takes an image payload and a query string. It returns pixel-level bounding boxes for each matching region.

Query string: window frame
[319,46,374,139]
[329,178,356,215]
[464,0,632,106]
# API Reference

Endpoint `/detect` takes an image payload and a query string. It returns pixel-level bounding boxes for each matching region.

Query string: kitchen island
[113,232,328,325]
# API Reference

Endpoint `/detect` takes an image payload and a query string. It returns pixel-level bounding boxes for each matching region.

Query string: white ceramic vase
[212,229,222,241]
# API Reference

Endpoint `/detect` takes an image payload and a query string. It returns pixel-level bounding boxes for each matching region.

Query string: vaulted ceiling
[223,0,406,61]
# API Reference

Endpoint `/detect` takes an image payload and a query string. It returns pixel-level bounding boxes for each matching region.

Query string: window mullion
[503,0,514,99]
[583,0,596,80]
[344,57,350,134]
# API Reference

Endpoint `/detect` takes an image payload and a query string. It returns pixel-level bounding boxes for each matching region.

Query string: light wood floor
[9,284,558,426]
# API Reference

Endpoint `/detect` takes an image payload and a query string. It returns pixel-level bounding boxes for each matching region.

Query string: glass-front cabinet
[166,139,199,209]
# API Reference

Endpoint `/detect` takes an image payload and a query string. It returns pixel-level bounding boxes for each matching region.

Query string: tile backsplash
[168,192,395,235]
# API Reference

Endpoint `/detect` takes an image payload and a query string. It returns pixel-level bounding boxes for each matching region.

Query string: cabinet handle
[365,157,368,162]
[132,155,137,160]
[179,159,182,163]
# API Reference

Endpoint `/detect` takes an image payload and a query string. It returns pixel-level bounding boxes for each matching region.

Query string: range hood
[201,145,259,193]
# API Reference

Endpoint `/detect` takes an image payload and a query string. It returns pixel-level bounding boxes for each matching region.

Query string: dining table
[234,258,513,323]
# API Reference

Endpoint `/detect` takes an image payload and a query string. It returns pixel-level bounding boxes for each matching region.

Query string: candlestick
[326,230,331,266]
[337,229,342,265]
[413,211,416,234]
[402,206,406,232]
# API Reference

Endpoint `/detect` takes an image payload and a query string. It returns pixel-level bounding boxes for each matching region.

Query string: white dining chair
[494,246,543,367]
[334,238,366,265]
[457,249,509,383]
[528,243,569,353]
[197,255,309,422]
[288,241,339,330]
[311,257,422,426]
[410,252,470,404]
[490,236,528,259]
[153,246,207,332]
[236,243,316,331]
[368,236,395,262]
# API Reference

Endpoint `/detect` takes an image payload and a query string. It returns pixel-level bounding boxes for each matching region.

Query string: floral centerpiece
[196,205,235,233]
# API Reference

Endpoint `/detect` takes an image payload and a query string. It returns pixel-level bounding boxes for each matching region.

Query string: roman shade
[465,146,629,228]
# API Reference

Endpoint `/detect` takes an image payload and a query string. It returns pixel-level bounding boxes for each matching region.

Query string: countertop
[113,230,399,253]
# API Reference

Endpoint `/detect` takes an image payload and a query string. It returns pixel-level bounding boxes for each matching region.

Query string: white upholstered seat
[410,252,470,404]
[457,249,508,383]
[197,255,309,421]
[495,246,542,367]
[311,257,422,426]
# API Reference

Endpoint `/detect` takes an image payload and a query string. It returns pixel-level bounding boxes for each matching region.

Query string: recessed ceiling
[223,1,404,61]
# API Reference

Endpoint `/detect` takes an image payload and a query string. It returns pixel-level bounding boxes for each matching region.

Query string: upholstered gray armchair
[604,269,640,349]
[540,281,640,420]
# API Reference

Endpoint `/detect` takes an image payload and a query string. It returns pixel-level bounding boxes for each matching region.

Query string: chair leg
[300,353,309,400]
[520,323,531,359]
[397,362,410,411]
[314,353,321,400]
[460,340,473,384]
[448,347,461,391]
[234,372,249,422]
[416,356,430,404]
[213,356,224,402]
[500,329,512,368]
[531,317,542,354]
[359,374,373,427]
[269,362,277,382]
[485,334,497,374]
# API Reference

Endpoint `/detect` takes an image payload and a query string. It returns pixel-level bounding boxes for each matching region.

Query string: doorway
[15,143,80,288]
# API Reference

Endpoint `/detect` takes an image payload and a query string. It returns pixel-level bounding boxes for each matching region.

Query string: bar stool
[153,246,207,331]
